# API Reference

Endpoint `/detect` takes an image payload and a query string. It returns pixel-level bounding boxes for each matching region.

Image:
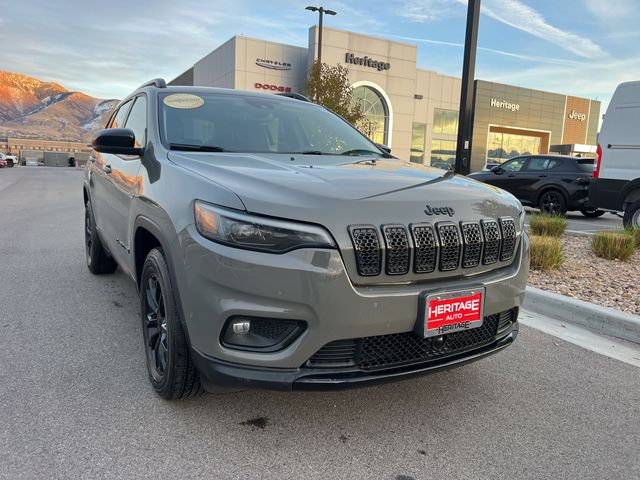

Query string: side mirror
[375,143,391,154]
[491,165,504,174]
[92,128,142,156]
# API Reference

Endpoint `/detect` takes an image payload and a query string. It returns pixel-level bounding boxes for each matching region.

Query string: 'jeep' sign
[568,110,586,122]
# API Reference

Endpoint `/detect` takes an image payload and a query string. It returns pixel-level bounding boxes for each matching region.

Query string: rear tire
[141,248,202,400]
[85,200,117,274]
[623,200,640,229]
[580,207,605,218]
[538,190,567,215]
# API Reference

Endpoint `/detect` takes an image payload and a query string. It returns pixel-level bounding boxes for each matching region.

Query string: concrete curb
[523,286,640,344]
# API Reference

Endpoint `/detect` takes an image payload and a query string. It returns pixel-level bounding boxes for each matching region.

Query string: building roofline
[309,25,417,49]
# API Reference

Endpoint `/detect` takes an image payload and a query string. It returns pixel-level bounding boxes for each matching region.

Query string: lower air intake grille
[305,309,517,371]
[349,226,381,276]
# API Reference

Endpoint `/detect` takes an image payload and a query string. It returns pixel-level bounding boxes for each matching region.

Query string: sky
[1,0,639,113]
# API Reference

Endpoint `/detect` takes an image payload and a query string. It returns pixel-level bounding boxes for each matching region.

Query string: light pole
[454,0,481,175]
[305,6,337,65]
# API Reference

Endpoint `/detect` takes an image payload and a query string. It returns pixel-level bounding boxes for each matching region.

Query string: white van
[589,81,640,228]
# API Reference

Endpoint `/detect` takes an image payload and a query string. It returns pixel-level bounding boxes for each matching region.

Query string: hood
[168,152,522,226]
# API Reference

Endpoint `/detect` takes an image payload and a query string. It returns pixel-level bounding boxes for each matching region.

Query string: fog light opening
[221,316,306,352]
[231,319,251,335]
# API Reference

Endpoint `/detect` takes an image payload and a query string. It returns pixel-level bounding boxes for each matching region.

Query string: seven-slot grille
[348,217,518,277]
[305,308,517,371]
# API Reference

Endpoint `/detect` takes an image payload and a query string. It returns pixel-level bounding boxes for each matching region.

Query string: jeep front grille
[348,217,518,277]
[382,225,410,275]
[349,226,382,276]
[410,224,437,274]
[499,218,516,261]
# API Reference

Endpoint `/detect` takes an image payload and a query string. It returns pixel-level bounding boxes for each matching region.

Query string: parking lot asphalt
[524,207,623,234]
[1,167,639,480]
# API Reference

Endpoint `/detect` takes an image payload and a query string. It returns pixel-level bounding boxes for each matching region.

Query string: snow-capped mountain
[0,71,119,142]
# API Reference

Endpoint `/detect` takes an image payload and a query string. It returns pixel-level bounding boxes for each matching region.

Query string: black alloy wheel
[140,248,202,399]
[539,190,567,215]
[143,274,169,381]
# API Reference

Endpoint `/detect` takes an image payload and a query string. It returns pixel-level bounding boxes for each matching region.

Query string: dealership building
[170,26,600,171]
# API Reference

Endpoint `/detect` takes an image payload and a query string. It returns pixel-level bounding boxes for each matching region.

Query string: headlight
[519,206,527,231]
[194,201,336,253]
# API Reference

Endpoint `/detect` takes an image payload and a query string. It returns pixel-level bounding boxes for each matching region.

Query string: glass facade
[352,85,388,145]
[487,131,542,164]
[433,108,458,135]
[430,139,456,170]
[410,123,426,163]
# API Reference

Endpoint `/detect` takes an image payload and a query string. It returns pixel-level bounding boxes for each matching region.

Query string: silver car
[84,79,529,399]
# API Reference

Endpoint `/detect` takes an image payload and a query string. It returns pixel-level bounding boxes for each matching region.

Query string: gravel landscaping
[528,234,640,316]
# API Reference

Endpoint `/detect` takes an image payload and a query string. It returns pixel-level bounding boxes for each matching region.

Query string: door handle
[103,164,112,174]
[538,175,547,178]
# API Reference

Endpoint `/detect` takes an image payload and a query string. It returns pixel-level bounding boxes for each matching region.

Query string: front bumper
[192,327,518,391]
[173,225,529,385]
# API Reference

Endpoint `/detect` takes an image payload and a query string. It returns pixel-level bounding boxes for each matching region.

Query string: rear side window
[546,159,563,170]
[526,158,548,171]
[110,100,132,129]
[124,96,147,148]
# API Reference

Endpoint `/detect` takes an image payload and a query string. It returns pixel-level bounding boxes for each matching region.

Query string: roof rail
[275,92,310,102]
[138,78,167,90]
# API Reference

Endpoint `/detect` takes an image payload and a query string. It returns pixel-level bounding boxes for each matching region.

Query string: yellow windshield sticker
[163,94,204,109]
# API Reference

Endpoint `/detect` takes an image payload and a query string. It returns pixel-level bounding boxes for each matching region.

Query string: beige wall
[234,37,308,95]
[194,37,237,88]
[308,26,418,160]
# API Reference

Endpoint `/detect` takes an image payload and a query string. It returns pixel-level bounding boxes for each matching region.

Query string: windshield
[159,92,385,156]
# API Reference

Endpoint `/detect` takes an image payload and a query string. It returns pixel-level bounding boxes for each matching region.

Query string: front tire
[85,200,117,274]
[141,248,202,400]
[538,190,567,215]
[623,200,640,229]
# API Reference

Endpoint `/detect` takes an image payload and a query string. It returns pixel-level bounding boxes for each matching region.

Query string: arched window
[352,85,389,145]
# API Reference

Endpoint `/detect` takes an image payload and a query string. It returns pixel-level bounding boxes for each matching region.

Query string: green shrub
[529,213,567,237]
[530,235,564,270]
[591,231,636,261]
[625,228,640,248]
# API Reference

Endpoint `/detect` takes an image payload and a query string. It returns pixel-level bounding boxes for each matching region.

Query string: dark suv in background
[469,154,603,216]
[84,79,529,399]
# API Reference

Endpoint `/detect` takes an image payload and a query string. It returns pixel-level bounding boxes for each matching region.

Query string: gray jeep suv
[84,79,530,399]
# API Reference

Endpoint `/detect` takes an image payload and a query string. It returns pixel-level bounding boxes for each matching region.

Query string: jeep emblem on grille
[424,205,455,217]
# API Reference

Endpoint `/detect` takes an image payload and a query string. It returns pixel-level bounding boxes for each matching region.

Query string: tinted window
[110,100,132,129]
[502,157,527,172]
[546,159,563,170]
[159,93,380,156]
[124,96,147,148]
[526,157,548,171]
[576,159,595,173]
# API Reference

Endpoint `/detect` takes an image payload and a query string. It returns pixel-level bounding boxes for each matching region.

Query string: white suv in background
[589,81,640,228]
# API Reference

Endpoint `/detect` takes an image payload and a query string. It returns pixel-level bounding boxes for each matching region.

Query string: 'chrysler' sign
[256,58,292,70]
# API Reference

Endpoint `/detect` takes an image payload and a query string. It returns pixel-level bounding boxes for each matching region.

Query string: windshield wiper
[169,143,226,152]
[339,149,391,158]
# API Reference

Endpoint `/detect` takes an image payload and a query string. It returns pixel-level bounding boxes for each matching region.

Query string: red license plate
[420,288,485,338]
